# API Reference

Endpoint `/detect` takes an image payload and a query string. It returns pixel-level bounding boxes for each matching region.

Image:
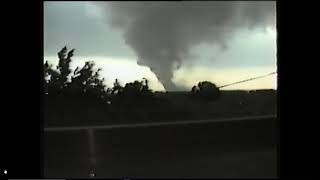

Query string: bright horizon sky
[44,55,277,91]
[44,2,277,91]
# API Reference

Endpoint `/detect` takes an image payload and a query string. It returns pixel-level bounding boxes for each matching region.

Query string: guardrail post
[88,128,96,177]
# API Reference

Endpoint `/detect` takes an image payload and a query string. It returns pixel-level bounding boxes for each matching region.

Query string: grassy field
[44,89,276,127]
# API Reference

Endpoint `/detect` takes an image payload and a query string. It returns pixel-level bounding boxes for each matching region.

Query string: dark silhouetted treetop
[121,78,153,97]
[111,78,123,95]
[191,81,220,101]
[44,47,107,99]
[191,85,199,93]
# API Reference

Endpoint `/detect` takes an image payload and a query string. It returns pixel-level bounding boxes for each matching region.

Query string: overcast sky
[44,1,276,91]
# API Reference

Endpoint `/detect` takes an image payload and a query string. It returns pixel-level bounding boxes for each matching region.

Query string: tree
[191,85,199,93]
[120,78,153,97]
[44,47,109,126]
[110,78,154,105]
[57,46,73,87]
[122,80,143,97]
[44,61,51,94]
[111,78,123,95]
[45,60,63,95]
[44,47,107,99]
[191,81,220,100]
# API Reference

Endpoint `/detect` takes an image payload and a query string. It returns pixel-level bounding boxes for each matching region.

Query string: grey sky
[44,1,276,91]
[44,2,135,58]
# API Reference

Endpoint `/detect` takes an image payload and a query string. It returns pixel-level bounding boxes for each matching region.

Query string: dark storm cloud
[44,2,135,58]
[96,1,276,91]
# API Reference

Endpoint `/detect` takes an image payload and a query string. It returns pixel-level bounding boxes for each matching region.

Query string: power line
[218,72,276,89]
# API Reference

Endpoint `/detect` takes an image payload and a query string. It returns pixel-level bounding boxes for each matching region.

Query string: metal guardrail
[44,114,276,132]
[45,114,276,178]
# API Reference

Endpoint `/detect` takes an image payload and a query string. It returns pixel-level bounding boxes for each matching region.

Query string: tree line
[44,47,220,102]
